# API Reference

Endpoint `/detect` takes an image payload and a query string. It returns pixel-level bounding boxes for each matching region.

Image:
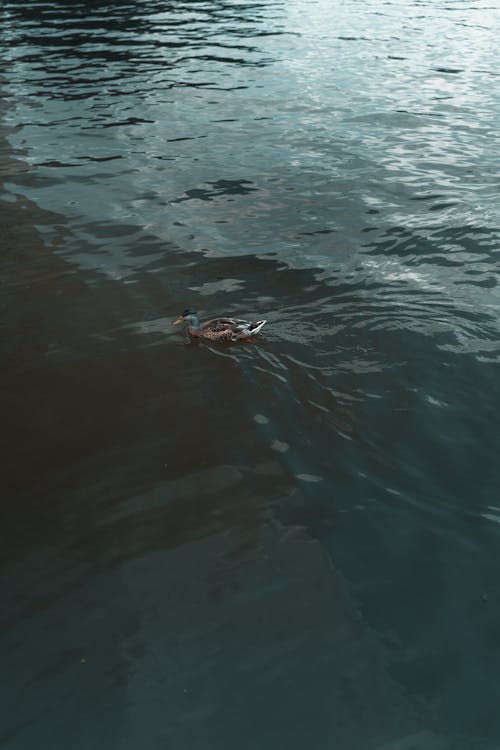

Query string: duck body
[174,309,267,342]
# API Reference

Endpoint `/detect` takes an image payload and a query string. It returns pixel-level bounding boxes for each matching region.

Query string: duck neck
[187,314,201,331]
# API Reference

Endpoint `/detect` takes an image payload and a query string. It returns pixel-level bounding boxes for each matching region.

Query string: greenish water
[2,1,500,748]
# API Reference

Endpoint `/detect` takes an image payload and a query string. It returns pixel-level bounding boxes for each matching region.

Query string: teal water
[2,1,500,748]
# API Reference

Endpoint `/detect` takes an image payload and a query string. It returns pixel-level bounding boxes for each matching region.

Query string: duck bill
[173,316,184,325]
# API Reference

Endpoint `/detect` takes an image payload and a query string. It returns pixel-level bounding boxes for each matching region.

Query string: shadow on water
[2,120,500,750]
[0,96,422,749]
[3,130,499,750]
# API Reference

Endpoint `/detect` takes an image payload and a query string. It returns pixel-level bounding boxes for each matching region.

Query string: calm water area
[2,0,500,748]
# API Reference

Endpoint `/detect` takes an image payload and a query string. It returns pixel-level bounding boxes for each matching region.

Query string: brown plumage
[173,310,267,342]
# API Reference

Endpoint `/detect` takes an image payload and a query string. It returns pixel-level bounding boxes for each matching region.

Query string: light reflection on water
[2,0,500,748]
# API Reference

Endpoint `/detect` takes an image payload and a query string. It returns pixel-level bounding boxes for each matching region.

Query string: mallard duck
[173,309,267,342]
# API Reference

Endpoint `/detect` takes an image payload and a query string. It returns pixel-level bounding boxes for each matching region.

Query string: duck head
[173,309,200,329]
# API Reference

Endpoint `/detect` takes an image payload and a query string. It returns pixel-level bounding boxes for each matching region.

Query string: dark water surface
[2,0,500,747]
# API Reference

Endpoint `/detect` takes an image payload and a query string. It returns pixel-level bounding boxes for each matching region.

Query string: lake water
[2,0,500,748]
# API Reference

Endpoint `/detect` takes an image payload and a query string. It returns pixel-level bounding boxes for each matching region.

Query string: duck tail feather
[249,319,267,335]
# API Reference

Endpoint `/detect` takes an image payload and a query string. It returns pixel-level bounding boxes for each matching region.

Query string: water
[2,0,500,747]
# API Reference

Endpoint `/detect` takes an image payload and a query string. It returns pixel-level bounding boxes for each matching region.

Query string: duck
[173,309,267,342]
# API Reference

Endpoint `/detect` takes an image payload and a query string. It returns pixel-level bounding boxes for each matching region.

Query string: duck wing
[201,317,267,341]
[201,317,250,331]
